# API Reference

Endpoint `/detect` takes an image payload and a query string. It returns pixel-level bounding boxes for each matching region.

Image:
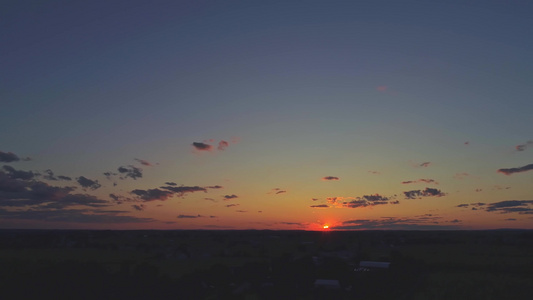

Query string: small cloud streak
[515,140,533,151]
[401,178,438,185]
[134,158,152,166]
[223,194,238,200]
[192,142,213,151]
[322,176,340,181]
[497,164,533,175]
[77,176,101,190]
[310,204,329,208]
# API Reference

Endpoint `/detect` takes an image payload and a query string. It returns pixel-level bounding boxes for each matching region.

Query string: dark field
[1,229,532,299]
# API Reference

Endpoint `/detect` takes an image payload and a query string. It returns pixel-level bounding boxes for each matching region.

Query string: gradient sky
[2,0,532,230]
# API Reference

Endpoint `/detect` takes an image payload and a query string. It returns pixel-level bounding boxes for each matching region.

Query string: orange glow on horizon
[323,225,329,229]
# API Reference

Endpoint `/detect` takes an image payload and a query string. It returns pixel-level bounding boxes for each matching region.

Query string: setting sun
[323,225,329,229]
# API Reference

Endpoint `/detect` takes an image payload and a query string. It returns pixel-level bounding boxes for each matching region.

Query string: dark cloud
[160,185,207,197]
[403,188,445,199]
[0,151,23,163]
[457,204,469,208]
[217,140,229,151]
[76,176,101,190]
[361,194,389,202]
[192,142,213,151]
[165,182,177,186]
[390,200,400,204]
[131,188,173,201]
[57,175,72,181]
[177,214,203,219]
[223,194,238,200]
[226,204,239,208]
[497,164,533,175]
[310,204,329,208]
[3,165,36,180]
[515,140,533,151]
[132,204,147,211]
[311,198,319,201]
[117,165,143,180]
[275,190,287,194]
[322,176,340,181]
[343,200,371,208]
[134,158,152,166]
[402,179,438,185]
[235,210,247,213]
[280,222,303,226]
[486,200,533,214]
[368,171,380,174]
[505,218,517,221]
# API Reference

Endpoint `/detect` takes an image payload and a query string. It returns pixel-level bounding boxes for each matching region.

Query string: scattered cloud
[486,200,533,214]
[403,188,446,199]
[0,208,155,223]
[235,210,247,213]
[177,214,204,219]
[368,171,380,175]
[206,185,223,189]
[497,164,533,175]
[0,151,30,163]
[402,179,439,185]
[132,204,147,211]
[223,194,238,200]
[268,188,287,195]
[76,176,101,190]
[454,173,469,179]
[311,198,319,201]
[160,185,207,197]
[131,188,173,201]
[225,204,239,208]
[420,162,431,167]
[117,165,143,180]
[333,216,461,230]
[322,176,340,181]
[134,158,152,166]
[165,182,177,186]
[192,142,213,151]
[3,165,36,180]
[217,140,229,151]
[515,140,533,151]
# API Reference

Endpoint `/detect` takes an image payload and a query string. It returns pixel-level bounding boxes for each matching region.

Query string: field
[0,229,531,299]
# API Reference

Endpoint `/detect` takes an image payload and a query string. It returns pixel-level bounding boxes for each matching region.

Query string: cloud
[134,158,152,166]
[497,164,533,175]
[332,216,461,230]
[453,173,469,179]
[376,85,388,92]
[505,218,517,221]
[235,210,247,213]
[177,214,204,219]
[402,179,439,185]
[485,200,533,214]
[223,194,238,200]
[326,194,394,209]
[131,188,173,201]
[165,182,177,186]
[41,169,71,181]
[76,176,101,190]
[310,204,329,208]
[311,198,319,201]
[160,185,207,197]
[268,188,287,194]
[206,185,223,189]
[192,142,213,151]
[0,208,155,223]
[132,204,147,211]
[117,165,143,180]
[225,204,239,208]
[403,188,445,199]
[420,162,431,167]
[217,140,229,151]
[361,194,389,202]
[322,176,340,181]
[204,197,217,202]
[368,171,380,175]
[3,165,36,180]
[0,151,29,163]
[515,140,533,151]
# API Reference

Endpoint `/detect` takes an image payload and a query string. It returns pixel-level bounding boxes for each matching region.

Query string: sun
[323,225,329,229]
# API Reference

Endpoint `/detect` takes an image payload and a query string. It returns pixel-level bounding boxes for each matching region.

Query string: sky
[1,0,532,230]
